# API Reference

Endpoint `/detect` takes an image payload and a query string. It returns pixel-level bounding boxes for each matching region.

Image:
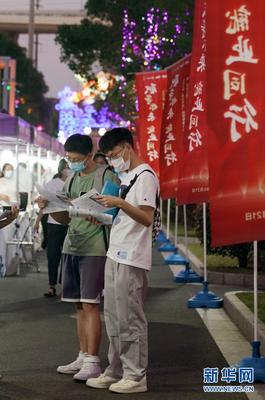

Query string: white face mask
[110,148,130,173]
[4,170,13,179]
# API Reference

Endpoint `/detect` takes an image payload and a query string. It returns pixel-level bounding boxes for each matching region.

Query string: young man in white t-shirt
[86,128,159,394]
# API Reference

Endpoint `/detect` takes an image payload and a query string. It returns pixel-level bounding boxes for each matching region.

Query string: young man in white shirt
[86,128,159,394]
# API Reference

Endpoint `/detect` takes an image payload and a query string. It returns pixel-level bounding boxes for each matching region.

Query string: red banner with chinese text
[159,55,191,199]
[135,70,167,176]
[206,1,265,246]
[133,117,142,157]
[178,0,209,205]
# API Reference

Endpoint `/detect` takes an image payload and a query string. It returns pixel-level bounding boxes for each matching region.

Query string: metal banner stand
[174,205,202,282]
[188,202,223,307]
[157,199,167,242]
[237,241,265,382]
[159,199,176,252]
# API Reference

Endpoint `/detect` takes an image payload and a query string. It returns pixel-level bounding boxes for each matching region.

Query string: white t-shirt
[0,176,17,205]
[107,163,159,271]
[45,177,65,225]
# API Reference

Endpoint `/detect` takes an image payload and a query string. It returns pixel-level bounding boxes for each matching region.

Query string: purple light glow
[120,6,191,110]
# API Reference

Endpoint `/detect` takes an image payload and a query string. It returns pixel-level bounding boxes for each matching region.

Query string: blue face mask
[69,161,86,173]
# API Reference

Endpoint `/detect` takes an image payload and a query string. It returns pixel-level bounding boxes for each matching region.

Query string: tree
[55,0,194,118]
[0,33,48,126]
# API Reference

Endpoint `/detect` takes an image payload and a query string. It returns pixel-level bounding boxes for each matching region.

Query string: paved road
[0,248,247,400]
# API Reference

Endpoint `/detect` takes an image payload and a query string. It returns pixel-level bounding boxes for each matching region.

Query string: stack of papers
[37,185,115,225]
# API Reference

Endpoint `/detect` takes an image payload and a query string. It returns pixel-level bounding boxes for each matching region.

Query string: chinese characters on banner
[135,71,168,176]
[159,55,191,199]
[178,0,209,205]
[206,1,265,246]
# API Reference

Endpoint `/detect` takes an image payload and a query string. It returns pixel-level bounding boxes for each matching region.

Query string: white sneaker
[57,354,84,375]
[86,373,119,389]
[109,376,147,393]
[73,360,101,381]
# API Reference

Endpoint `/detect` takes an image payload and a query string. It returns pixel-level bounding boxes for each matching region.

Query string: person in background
[86,128,158,394]
[37,134,119,382]
[93,152,108,166]
[0,163,16,205]
[2,163,14,179]
[34,159,69,297]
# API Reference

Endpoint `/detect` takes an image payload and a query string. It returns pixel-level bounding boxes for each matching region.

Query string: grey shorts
[61,254,106,303]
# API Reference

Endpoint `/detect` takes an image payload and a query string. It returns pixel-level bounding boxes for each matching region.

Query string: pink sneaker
[73,360,101,381]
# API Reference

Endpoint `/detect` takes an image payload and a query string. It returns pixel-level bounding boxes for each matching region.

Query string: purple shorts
[61,254,106,303]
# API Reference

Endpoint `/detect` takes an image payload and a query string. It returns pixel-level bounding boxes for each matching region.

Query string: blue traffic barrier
[165,252,193,266]
[187,281,223,308]
[156,230,168,243]
[236,341,265,382]
[158,241,177,252]
[174,264,203,283]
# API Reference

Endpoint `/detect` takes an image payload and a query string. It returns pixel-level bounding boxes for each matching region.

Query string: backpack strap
[93,165,111,193]
[64,172,76,196]
[121,169,158,204]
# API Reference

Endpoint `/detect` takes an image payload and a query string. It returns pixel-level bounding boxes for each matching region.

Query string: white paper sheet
[36,184,70,214]
[71,188,114,213]
[37,186,113,221]
[68,206,112,225]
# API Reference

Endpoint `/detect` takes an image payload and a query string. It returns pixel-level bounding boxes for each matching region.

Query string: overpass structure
[0,9,86,36]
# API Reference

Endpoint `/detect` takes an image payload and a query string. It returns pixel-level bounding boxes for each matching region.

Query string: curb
[224,291,265,354]
[174,241,265,289]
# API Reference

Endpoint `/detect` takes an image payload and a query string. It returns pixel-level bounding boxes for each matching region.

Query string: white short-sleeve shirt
[45,177,65,225]
[107,163,159,271]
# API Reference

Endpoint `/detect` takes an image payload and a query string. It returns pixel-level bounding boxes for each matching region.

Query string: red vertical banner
[133,117,142,157]
[159,55,191,199]
[178,0,209,205]
[207,1,265,246]
[135,71,167,176]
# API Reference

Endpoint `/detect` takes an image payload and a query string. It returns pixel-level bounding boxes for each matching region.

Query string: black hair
[93,152,107,164]
[99,128,134,153]
[64,133,93,155]
[2,163,13,172]
[58,158,68,173]
[55,158,69,179]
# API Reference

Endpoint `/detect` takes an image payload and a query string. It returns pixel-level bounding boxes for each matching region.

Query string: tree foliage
[0,33,48,125]
[56,0,194,78]
[55,0,194,118]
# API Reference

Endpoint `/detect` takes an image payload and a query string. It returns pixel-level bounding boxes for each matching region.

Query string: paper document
[68,206,112,225]
[71,188,114,213]
[36,184,70,214]
[37,186,113,222]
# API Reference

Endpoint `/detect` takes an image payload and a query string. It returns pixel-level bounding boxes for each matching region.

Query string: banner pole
[160,199,163,231]
[174,201,178,247]
[203,202,207,282]
[254,240,258,342]
[187,202,223,308]
[166,199,171,240]
[183,204,188,257]
[237,244,265,380]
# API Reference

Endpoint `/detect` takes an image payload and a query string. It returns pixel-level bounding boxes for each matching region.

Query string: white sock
[78,351,85,359]
[83,353,100,363]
